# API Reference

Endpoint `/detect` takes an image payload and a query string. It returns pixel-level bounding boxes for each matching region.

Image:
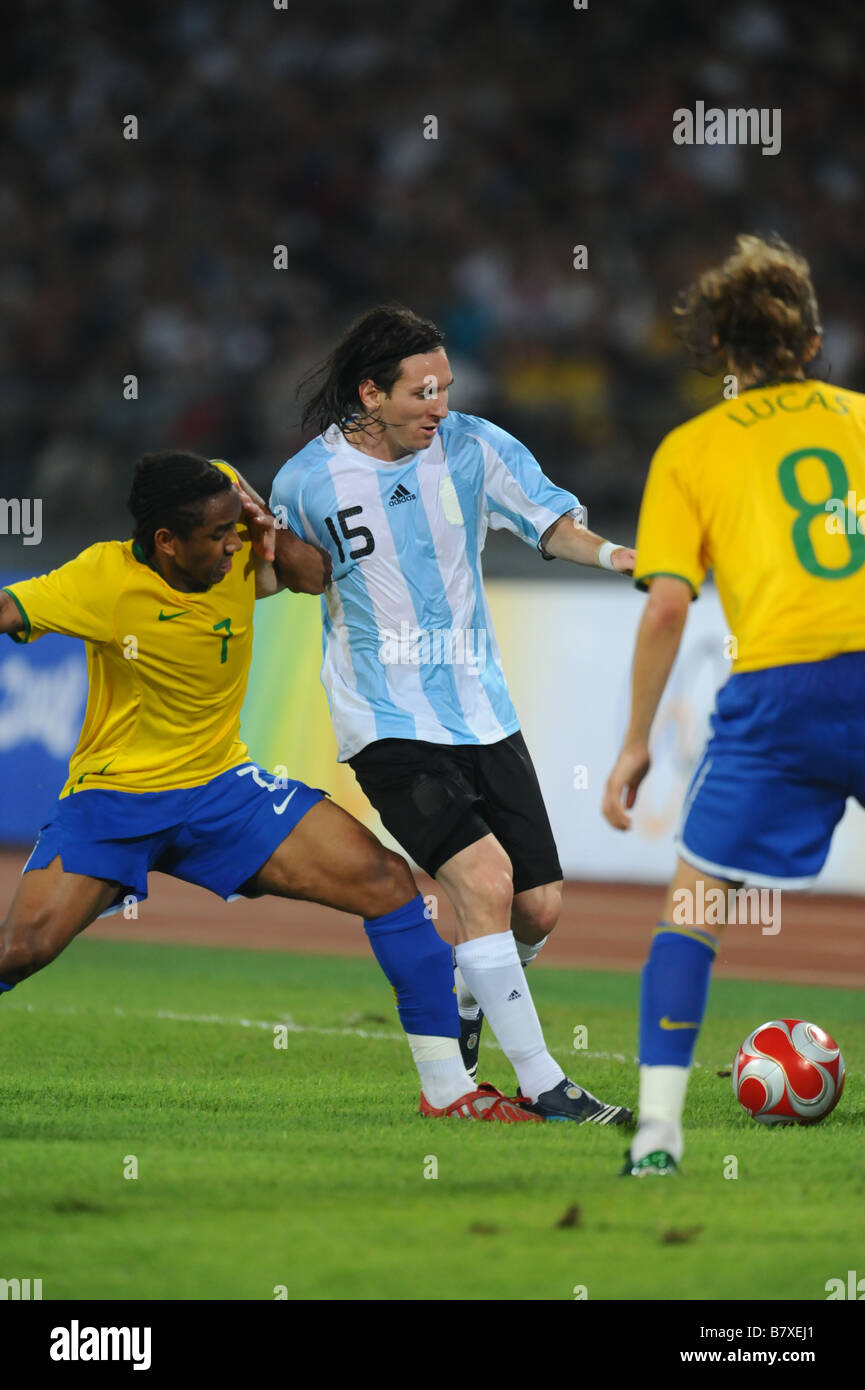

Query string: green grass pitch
[1,938,862,1301]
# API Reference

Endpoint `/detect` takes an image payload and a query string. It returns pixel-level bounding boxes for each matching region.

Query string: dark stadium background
[3,0,865,572]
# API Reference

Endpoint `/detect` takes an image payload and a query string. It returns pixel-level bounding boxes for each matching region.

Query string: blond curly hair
[674,233,822,380]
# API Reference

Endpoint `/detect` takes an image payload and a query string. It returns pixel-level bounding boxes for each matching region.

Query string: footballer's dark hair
[674,232,822,380]
[128,451,234,558]
[299,304,445,436]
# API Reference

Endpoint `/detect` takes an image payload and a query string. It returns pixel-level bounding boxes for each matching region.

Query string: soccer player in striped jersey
[270,305,636,1125]
[603,233,865,1173]
[0,452,537,1123]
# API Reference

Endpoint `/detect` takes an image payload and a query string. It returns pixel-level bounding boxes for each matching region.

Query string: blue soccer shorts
[23,763,327,914]
[676,651,865,888]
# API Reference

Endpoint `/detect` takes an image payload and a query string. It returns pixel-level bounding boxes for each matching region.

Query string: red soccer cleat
[419,1081,544,1122]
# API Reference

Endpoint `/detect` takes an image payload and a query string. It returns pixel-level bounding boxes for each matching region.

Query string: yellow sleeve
[2,543,119,645]
[633,432,706,598]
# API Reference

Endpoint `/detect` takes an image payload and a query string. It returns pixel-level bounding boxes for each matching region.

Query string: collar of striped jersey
[333,423,430,467]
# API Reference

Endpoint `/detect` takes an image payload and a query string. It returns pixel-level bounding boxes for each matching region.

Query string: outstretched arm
[540,512,635,574]
[0,589,25,639]
[601,576,692,830]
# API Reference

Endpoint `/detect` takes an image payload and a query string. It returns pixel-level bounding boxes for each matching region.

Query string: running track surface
[1,851,860,989]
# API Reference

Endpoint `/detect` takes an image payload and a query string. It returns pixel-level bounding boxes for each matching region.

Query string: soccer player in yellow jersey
[602,233,865,1174]
[0,451,536,1123]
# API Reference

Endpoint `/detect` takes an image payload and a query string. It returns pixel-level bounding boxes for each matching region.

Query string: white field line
[5,999,712,1067]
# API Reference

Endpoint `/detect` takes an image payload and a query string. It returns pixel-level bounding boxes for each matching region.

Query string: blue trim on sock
[0,981,14,994]
[639,926,716,1067]
[364,894,459,1038]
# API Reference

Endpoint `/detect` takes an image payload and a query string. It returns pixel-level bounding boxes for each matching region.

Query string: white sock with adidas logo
[455,934,547,1020]
[454,931,564,1101]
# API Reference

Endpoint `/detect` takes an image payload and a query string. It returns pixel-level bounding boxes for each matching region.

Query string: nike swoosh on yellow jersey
[158,609,188,621]
[659,1017,699,1030]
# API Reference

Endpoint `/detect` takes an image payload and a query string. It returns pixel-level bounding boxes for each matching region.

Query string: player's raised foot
[620,1149,680,1177]
[517,1078,633,1126]
[419,1081,543,1122]
[458,1011,484,1081]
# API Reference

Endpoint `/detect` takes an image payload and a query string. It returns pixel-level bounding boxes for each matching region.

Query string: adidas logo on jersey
[506,989,522,1001]
[388,483,416,507]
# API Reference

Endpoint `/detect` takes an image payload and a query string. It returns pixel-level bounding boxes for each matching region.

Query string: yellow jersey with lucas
[634,379,865,671]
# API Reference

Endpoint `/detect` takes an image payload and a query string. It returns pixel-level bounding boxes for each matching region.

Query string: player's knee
[525,882,563,938]
[364,847,417,917]
[464,866,513,926]
[0,900,70,981]
[0,930,53,985]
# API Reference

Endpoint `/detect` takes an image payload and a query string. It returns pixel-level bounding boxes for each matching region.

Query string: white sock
[456,939,546,1017]
[453,964,481,1021]
[454,932,564,1101]
[515,934,547,967]
[631,1064,690,1163]
[407,1035,475,1108]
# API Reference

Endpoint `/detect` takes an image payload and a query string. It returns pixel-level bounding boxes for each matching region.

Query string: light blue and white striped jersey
[270,412,579,760]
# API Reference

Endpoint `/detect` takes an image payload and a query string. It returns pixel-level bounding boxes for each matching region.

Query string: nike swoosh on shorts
[273,788,299,815]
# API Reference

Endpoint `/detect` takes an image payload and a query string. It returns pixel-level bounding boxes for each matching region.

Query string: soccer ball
[733,1019,845,1126]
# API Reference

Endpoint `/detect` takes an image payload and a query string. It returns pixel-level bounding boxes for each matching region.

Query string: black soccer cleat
[459,1011,484,1082]
[517,1078,633,1126]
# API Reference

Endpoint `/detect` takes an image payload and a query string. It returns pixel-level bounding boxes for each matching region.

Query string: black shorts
[348,731,562,894]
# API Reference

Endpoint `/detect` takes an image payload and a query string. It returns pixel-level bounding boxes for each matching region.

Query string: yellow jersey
[2,467,257,796]
[633,379,865,671]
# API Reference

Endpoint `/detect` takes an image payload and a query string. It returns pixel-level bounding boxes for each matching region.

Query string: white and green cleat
[620,1149,679,1177]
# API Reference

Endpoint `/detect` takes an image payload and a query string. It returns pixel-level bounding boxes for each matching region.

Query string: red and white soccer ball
[733,1019,845,1126]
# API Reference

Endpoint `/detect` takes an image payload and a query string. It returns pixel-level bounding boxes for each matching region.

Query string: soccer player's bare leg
[511,880,562,949]
[629,856,738,1168]
[443,841,561,1015]
[248,797,417,916]
[0,857,121,988]
[434,835,629,1119]
[246,798,485,1112]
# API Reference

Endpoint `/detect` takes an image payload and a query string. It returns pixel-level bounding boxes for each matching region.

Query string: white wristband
[597,541,619,571]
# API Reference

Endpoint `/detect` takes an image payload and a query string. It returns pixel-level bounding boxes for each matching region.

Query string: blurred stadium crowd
[4,0,865,557]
